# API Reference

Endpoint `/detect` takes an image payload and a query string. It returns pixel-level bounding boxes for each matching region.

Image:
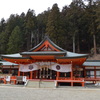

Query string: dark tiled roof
[20,51,66,56]
[1,37,88,60]
[2,53,30,59]
[56,51,88,59]
[29,36,65,52]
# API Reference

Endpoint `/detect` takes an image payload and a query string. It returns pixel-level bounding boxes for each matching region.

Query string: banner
[49,64,72,72]
[19,62,72,73]
[19,63,39,72]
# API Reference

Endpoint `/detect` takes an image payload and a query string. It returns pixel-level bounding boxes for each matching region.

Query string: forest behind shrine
[0,0,100,56]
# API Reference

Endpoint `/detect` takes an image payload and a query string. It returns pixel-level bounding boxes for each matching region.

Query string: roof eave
[2,56,30,59]
[56,55,88,59]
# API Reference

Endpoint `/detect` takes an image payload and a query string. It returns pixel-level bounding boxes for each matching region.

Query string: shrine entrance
[36,68,56,80]
[19,62,72,80]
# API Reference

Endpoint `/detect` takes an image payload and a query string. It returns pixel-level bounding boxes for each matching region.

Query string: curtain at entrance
[49,64,72,72]
[19,63,72,73]
[19,64,39,72]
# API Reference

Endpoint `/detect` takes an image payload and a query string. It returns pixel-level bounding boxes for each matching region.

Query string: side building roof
[82,60,100,67]
[0,61,18,66]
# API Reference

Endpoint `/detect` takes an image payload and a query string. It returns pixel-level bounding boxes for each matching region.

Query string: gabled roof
[29,36,66,52]
[1,36,88,64]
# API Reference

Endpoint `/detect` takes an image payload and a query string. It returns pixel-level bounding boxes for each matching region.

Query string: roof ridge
[28,36,66,52]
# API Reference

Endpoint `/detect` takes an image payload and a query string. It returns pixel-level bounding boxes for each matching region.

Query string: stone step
[40,81,56,88]
[26,80,39,88]
[25,80,56,88]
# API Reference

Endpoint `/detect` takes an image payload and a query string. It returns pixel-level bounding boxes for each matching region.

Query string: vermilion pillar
[18,65,20,76]
[30,71,33,79]
[18,70,20,76]
[23,72,25,76]
[94,66,96,84]
[56,72,60,80]
[94,66,96,79]
[71,62,73,80]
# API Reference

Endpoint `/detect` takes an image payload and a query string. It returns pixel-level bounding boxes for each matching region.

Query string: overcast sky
[0,0,72,20]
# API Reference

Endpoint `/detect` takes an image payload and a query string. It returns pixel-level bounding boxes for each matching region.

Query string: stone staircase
[25,80,56,88]
[40,81,56,88]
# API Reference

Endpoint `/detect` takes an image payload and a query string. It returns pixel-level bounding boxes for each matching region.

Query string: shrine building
[1,36,99,87]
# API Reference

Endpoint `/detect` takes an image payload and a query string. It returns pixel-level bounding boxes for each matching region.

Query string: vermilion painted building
[1,36,99,87]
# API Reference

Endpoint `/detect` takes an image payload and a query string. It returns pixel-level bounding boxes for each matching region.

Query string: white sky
[0,0,72,20]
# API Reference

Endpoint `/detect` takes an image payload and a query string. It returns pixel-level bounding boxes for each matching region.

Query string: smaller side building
[83,60,100,83]
[0,61,18,76]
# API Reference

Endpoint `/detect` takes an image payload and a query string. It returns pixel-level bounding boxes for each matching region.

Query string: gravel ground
[0,86,100,100]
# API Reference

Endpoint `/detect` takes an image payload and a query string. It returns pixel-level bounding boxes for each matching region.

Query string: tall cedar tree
[24,9,37,50]
[7,26,22,53]
[37,10,50,44]
[46,4,64,46]
[86,1,98,55]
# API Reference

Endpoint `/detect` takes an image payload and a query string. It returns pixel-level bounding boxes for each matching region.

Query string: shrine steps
[25,80,56,88]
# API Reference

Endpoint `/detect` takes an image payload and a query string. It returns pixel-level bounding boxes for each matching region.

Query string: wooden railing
[56,77,85,87]
[57,77,84,81]
[0,76,29,84]
[85,77,100,81]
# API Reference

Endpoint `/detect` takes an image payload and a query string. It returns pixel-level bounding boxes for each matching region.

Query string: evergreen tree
[24,9,37,50]
[7,26,22,53]
[86,1,98,55]
[95,1,100,53]
[65,0,85,52]
[0,18,6,32]
[0,31,8,54]
[37,10,50,44]
[46,3,64,46]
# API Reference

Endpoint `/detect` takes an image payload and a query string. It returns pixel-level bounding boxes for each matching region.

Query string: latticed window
[96,71,100,78]
[86,70,94,78]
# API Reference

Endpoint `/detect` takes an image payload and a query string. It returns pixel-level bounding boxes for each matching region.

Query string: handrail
[57,77,84,81]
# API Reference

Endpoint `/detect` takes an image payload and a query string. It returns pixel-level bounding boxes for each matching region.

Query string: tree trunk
[93,34,97,55]
[27,32,31,50]
[31,32,33,48]
[77,34,80,53]
[73,34,75,53]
